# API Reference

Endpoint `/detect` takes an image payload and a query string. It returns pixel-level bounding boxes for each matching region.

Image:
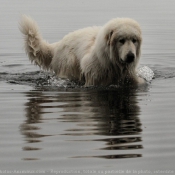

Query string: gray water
[1,0,175,174]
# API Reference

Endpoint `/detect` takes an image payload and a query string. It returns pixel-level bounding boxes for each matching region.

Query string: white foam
[137,66,154,82]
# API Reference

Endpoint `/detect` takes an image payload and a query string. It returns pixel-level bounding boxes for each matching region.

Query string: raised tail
[19,15,53,70]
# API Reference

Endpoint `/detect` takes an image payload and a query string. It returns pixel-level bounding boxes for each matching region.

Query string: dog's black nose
[126,52,135,63]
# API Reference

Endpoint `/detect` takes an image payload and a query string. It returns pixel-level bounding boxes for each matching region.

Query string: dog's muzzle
[125,52,135,63]
[120,51,135,65]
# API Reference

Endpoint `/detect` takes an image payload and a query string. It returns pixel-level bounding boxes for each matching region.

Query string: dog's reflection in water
[21,87,143,159]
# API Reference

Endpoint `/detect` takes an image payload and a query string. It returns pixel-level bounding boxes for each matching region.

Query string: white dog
[20,15,144,86]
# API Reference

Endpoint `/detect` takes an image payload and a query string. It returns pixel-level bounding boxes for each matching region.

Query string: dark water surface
[1,0,175,174]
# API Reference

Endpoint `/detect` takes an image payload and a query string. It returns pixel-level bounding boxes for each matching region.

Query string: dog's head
[105,18,142,69]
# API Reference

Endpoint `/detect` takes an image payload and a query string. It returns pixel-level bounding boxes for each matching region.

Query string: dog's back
[19,15,100,82]
[50,26,100,80]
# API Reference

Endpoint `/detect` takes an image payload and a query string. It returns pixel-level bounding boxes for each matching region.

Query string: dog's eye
[132,38,137,43]
[119,39,125,44]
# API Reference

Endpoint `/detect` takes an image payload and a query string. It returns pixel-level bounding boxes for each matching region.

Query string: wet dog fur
[20,16,144,86]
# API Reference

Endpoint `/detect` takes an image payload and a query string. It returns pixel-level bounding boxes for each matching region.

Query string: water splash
[5,64,174,89]
[137,66,154,82]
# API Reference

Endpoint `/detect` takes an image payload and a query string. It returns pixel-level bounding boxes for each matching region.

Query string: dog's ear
[106,30,113,46]
[136,37,142,58]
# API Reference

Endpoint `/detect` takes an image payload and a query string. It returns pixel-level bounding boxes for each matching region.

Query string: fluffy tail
[19,15,53,70]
